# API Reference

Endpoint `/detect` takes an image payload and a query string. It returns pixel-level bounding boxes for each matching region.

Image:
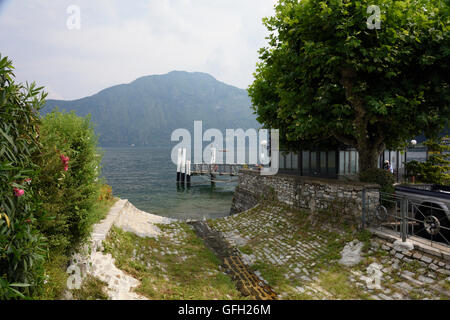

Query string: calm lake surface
[100,146,236,220]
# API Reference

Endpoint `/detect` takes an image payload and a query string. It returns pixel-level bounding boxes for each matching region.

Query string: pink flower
[60,155,69,163]
[60,154,70,171]
[14,188,25,197]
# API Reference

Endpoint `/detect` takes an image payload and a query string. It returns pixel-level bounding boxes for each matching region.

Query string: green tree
[249,0,449,173]
[405,136,450,184]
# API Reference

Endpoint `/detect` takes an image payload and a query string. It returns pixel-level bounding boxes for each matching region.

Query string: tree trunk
[357,145,380,174]
[340,67,385,174]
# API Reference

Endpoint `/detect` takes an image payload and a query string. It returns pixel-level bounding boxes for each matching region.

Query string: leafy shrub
[1,55,108,299]
[0,55,47,299]
[35,111,102,253]
[359,168,395,194]
[405,136,450,185]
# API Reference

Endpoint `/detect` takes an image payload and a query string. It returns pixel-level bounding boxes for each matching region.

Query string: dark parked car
[395,184,450,242]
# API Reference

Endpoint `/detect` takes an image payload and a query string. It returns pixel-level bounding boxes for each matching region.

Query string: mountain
[42,71,259,146]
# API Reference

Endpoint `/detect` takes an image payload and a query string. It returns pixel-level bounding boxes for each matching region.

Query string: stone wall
[230,170,380,221]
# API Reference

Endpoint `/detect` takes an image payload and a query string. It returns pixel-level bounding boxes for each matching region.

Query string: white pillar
[186,160,191,176]
[177,148,182,173]
[210,147,216,165]
[181,148,187,174]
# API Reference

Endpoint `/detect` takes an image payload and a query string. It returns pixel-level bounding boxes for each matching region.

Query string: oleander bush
[1,54,110,300]
[35,111,103,254]
[0,55,47,299]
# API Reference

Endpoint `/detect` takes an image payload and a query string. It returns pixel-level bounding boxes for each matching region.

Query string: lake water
[100,146,237,220]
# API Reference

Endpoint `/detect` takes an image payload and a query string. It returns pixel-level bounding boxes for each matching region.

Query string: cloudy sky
[0,0,277,100]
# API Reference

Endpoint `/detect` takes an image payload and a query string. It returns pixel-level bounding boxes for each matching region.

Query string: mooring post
[180,148,186,187]
[186,160,191,188]
[176,148,182,185]
[210,146,216,188]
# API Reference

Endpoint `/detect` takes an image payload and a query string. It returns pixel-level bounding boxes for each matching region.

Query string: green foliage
[405,136,450,184]
[33,253,69,300]
[35,111,103,253]
[359,168,395,193]
[1,55,111,300]
[0,55,47,299]
[249,0,450,171]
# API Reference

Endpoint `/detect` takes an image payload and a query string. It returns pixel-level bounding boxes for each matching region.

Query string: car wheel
[414,206,450,244]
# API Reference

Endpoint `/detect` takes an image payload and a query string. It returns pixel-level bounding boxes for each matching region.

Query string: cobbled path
[209,203,450,300]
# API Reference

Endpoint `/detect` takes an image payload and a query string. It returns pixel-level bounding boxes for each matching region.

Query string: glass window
[279,154,285,169]
[320,151,327,173]
[302,151,310,174]
[286,152,292,169]
[328,151,336,174]
[400,151,406,168]
[350,151,357,174]
[347,151,351,174]
[311,152,317,172]
[390,152,397,170]
[292,152,298,169]
[339,151,345,175]
[356,152,359,173]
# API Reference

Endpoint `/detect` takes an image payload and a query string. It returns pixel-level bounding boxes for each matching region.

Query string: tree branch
[333,133,356,147]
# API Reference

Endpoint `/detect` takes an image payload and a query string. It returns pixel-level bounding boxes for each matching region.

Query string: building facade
[278,148,407,182]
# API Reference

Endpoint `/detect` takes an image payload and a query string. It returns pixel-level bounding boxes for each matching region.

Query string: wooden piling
[176,148,182,184]
[186,160,191,188]
[180,148,186,186]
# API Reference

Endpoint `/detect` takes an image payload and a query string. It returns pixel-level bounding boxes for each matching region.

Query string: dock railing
[176,148,244,187]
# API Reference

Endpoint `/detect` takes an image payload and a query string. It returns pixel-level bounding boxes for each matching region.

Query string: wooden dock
[191,164,242,176]
[176,148,244,187]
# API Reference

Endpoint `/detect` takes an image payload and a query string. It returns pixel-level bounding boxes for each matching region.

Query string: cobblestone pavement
[208,203,450,300]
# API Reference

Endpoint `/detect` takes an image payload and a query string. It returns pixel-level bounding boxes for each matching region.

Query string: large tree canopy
[249,0,449,172]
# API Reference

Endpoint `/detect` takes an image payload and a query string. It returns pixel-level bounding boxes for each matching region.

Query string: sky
[0,0,277,100]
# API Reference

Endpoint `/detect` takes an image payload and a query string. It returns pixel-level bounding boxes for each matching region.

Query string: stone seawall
[230,170,380,220]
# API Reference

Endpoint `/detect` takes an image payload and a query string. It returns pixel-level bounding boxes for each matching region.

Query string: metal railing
[192,164,243,175]
[362,190,450,248]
